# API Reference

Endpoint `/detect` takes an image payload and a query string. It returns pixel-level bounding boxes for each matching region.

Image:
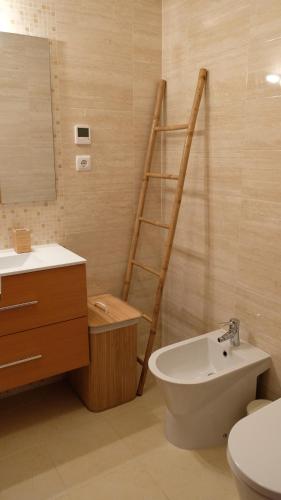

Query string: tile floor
[0,379,239,500]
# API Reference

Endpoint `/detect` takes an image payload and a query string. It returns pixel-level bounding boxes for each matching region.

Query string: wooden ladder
[122,68,207,395]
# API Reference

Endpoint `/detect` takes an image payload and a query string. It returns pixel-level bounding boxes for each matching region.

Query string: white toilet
[227,398,281,499]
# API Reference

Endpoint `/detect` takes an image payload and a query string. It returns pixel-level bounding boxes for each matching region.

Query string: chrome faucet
[217,318,240,347]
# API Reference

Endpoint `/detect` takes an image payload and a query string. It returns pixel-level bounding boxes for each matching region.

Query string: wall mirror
[0,31,56,203]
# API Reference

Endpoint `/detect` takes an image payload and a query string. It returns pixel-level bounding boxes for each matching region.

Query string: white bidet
[149,330,271,450]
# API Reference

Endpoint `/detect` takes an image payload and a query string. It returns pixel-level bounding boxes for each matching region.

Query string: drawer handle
[0,354,42,370]
[0,300,38,312]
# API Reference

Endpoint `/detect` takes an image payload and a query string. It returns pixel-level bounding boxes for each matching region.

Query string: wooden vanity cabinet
[0,264,89,393]
[0,265,87,336]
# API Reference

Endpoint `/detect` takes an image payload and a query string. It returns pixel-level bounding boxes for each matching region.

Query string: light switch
[76,155,91,171]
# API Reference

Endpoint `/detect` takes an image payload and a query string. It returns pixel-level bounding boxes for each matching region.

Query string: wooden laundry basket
[70,294,141,411]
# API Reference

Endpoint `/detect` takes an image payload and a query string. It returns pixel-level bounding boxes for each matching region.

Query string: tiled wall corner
[162,0,281,399]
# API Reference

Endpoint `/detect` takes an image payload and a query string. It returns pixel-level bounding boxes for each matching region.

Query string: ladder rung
[132,260,161,277]
[155,123,189,132]
[137,356,144,366]
[142,313,152,323]
[146,173,179,180]
[139,217,170,229]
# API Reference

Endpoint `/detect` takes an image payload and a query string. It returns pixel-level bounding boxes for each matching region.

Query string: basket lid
[88,294,141,333]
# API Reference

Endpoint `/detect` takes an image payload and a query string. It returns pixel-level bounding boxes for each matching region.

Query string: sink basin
[0,243,86,277]
[149,329,271,449]
[0,253,43,272]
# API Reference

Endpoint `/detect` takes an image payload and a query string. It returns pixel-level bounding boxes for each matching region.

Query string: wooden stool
[70,294,141,411]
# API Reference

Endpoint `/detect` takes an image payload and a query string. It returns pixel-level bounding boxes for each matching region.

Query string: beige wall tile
[242,151,281,202]
[244,96,281,150]
[0,0,162,353]
[250,0,281,41]
[163,0,281,398]
[247,37,281,98]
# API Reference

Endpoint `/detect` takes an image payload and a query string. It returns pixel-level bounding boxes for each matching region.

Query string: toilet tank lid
[227,398,281,499]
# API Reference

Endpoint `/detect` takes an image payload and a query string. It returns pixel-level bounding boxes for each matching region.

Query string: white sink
[0,243,86,277]
[0,253,43,272]
[149,329,271,449]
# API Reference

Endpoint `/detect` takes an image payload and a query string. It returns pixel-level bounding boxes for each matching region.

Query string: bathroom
[0,0,280,499]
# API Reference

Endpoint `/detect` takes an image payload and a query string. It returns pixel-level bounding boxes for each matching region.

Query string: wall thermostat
[74,124,91,145]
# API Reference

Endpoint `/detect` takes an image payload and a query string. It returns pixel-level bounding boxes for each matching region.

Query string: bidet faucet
[217,318,240,347]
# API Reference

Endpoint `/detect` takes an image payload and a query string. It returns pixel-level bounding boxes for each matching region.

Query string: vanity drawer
[0,265,87,336]
[0,317,89,393]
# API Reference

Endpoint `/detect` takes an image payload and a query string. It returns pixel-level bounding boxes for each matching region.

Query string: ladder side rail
[122,80,166,301]
[137,68,207,395]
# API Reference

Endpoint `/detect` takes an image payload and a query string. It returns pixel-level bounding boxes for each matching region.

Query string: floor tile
[137,443,238,500]
[104,398,165,456]
[0,445,64,500]
[42,402,134,487]
[0,381,239,500]
[67,461,169,500]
